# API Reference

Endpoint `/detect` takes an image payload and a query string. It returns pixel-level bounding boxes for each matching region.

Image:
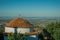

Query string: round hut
[4,18,40,40]
[5,18,33,34]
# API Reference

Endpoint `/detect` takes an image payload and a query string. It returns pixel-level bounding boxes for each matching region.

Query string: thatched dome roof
[6,18,32,28]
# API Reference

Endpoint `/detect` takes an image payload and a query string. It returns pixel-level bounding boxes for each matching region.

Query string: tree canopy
[46,22,60,40]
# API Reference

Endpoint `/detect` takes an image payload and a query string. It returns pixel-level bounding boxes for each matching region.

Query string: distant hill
[0,16,60,24]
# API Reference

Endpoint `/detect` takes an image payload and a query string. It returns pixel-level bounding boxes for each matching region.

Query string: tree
[0,24,4,33]
[46,22,60,40]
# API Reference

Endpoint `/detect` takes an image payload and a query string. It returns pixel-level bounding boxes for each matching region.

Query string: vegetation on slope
[46,22,60,40]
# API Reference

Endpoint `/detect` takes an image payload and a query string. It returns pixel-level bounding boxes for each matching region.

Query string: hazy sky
[0,0,60,17]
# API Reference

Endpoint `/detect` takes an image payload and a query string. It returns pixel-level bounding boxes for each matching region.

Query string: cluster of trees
[0,24,4,40]
[46,22,60,40]
[0,24,4,33]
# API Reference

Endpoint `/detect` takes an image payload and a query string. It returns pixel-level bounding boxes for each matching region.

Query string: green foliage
[8,33,27,40]
[0,25,4,33]
[16,33,27,40]
[8,33,15,40]
[46,22,60,40]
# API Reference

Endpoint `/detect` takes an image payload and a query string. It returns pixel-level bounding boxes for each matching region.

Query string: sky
[0,0,60,17]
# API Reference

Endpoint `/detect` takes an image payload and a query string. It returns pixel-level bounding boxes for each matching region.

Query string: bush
[8,33,27,40]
